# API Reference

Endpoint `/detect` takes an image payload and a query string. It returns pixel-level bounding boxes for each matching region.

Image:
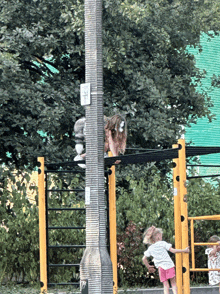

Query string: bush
[117,221,159,288]
[0,167,39,283]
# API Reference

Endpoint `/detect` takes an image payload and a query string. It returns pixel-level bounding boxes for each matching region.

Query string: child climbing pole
[74,114,127,167]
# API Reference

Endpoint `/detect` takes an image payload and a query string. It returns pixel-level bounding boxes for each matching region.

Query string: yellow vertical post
[38,157,47,293]
[190,219,195,270]
[173,144,183,293]
[178,139,190,294]
[108,151,118,294]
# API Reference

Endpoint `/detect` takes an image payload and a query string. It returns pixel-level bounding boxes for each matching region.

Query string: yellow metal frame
[173,144,183,293]
[178,139,190,294]
[189,215,220,272]
[108,152,118,294]
[38,154,117,293]
[38,157,47,293]
[38,141,220,294]
[173,140,220,293]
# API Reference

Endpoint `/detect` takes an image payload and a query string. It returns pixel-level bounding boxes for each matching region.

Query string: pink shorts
[159,267,176,282]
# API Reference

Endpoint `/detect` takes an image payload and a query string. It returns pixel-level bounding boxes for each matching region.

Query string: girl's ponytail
[143,226,156,244]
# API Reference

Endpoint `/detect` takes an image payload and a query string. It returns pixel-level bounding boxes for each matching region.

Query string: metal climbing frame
[38,157,47,293]
[38,141,220,293]
[173,139,190,294]
[38,157,113,293]
[173,139,220,293]
[108,152,117,294]
[189,215,220,272]
[38,157,86,293]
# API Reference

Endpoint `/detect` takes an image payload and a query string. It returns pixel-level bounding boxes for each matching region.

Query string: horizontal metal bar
[49,263,80,267]
[45,169,84,173]
[47,189,84,192]
[188,215,220,221]
[45,161,85,168]
[46,169,108,174]
[190,268,220,272]
[48,245,86,249]
[125,148,157,151]
[48,207,85,211]
[187,164,220,167]
[187,174,220,179]
[48,226,85,230]
[193,242,220,246]
[48,282,79,286]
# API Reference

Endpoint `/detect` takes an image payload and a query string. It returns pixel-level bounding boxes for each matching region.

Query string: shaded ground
[0,285,79,294]
[1,284,217,294]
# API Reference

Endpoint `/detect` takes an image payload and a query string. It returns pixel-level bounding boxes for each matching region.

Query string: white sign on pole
[85,187,90,205]
[80,83,91,106]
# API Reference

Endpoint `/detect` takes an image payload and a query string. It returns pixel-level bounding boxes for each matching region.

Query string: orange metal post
[172,144,183,293]
[38,157,47,293]
[190,219,195,270]
[108,152,118,294]
[178,139,190,294]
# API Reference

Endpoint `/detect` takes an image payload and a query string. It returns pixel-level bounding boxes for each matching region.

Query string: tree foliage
[0,0,219,168]
[1,0,220,288]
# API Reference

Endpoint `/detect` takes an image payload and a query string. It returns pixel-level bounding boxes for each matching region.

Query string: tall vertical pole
[38,157,47,293]
[172,144,182,293]
[108,152,118,294]
[80,0,113,292]
[178,139,190,294]
[190,219,195,270]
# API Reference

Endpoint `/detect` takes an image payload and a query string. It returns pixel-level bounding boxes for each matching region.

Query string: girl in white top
[205,235,220,292]
[142,226,189,294]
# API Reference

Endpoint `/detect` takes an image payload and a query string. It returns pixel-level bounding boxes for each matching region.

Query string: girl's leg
[170,277,177,294]
[163,280,170,294]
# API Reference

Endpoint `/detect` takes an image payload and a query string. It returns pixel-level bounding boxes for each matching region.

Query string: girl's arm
[108,130,119,156]
[107,130,121,164]
[169,247,190,254]
[142,256,156,273]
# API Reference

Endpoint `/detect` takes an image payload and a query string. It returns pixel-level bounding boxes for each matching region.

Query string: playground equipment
[173,139,220,294]
[38,139,220,293]
[38,158,87,292]
[38,156,116,293]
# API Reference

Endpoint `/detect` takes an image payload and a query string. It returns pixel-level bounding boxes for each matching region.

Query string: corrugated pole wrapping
[108,151,118,294]
[172,144,182,293]
[80,0,113,292]
[178,139,190,294]
[38,157,47,293]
